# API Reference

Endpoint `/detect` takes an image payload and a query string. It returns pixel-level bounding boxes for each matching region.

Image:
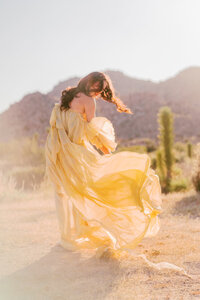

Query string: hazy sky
[1,0,200,113]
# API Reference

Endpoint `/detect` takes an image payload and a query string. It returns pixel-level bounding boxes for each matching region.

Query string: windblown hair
[60,71,133,114]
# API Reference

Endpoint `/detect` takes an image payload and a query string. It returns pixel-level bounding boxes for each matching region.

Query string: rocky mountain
[0,67,199,144]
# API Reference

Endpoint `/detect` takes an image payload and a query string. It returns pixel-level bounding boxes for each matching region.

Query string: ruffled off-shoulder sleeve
[84,117,117,152]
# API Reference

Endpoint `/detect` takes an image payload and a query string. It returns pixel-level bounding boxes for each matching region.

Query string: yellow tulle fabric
[45,103,162,251]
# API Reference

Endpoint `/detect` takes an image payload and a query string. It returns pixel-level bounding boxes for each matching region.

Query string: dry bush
[0,134,45,190]
[8,165,45,190]
[169,177,189,192]
[0,134,45,167]
[192,143,200,192]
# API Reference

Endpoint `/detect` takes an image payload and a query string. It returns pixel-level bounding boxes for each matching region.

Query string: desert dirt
[0,187,200,300]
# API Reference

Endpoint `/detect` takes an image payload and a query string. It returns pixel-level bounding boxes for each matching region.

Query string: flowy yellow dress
[45,103,162,252]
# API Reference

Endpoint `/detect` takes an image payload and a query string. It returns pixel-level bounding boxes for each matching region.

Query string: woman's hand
[100,145,111,154]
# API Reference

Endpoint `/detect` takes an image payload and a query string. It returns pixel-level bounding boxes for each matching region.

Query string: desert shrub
[169,177,189,192]
[173,149,186,163]
[172,166,182,177]
[192,143,200,192]
[174,142,186,152]
[150,157,157,170]
[144,139,157,153]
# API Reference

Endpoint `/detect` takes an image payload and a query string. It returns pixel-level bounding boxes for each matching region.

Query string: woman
[45,71,162,257]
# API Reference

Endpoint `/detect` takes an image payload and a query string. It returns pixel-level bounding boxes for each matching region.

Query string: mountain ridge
[0,66,199,144]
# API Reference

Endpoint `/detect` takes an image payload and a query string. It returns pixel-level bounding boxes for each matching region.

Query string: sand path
[0,189,200,299]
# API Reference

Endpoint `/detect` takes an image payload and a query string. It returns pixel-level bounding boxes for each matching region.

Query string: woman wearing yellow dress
[45,71,162,257]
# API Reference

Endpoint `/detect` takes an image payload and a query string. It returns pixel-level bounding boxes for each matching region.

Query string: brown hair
[60,71,133,114]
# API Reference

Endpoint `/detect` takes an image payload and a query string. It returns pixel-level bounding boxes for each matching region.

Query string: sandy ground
[0,188,200,300]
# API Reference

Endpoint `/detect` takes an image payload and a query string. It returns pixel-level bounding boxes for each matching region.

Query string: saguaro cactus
[187,142,192,158]
[156,148,166,182]
[157,106,174,193]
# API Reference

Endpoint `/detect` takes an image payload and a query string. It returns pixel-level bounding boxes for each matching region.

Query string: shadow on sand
[172,192,200,218]
[0,244,122,300]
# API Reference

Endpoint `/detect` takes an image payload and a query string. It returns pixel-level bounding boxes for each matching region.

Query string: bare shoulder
[82,94,96,106]
[75,92,95,106]
[81,94,96,122]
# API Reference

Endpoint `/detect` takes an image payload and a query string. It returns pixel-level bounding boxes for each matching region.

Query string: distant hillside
[0,67,200,144]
